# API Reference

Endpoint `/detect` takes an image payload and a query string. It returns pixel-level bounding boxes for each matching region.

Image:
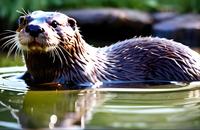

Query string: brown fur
[15,11,200,87]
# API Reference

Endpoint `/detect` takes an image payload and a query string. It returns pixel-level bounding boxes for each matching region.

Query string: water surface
[0,67,200,129]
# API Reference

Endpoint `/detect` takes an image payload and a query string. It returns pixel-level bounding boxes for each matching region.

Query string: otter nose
[25,25,44,37]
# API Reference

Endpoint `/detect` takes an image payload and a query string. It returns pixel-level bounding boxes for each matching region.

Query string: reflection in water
[0,87,200,129]
[188,89,200,98]
[18,90,106,129]
[0,90,24,129]
[0,68,200,129]
[88,89,200,129]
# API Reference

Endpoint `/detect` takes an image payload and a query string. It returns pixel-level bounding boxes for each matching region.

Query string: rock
[63,8,153,46]
[153,14,200,47]
[152,12,178,23]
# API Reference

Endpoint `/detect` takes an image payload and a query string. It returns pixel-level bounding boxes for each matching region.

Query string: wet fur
[24,35,200,85]
[2,11,200,87]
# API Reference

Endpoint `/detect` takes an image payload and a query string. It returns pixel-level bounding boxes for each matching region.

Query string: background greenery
[0,0,200,23]
[0,54,23,67]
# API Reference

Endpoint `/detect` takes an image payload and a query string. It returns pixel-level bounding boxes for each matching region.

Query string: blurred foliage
[0,53,23,67]
[0,0,200,23]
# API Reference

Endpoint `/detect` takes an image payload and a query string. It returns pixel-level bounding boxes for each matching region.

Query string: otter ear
[68,18,76,30]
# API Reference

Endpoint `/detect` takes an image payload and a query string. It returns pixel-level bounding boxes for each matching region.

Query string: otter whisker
[1,37,15,48]
[7,41,18,58]
[2,34,17,43]
[56,46,70,67]
[13,36,22,59]
[16,8,29,16]
[13,41,22,59]
[4,30,17,33]
[58,44,73,58]
[0,31,16,37]
[57,45,68,63]
[8,29,25,55]
[22,8,29,15]
[23,50,28,59]
[46,42,56,63]
[1,36,17,50]
[49,47,56,63]
[16,10,26,16]
[16,47,22,59]
[56,38,74,58]
[0,34,16,41]
[52,50,56,63]
[54,47,63,67]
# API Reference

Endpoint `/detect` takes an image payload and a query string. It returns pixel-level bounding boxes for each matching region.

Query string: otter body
[13,11,200,86]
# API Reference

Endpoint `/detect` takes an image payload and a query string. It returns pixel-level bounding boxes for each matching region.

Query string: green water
[0,67,200,129]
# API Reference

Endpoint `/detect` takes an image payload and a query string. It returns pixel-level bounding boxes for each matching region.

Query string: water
[0,67,200,129]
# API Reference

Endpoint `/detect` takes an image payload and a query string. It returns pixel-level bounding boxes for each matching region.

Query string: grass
[0,53,23,67]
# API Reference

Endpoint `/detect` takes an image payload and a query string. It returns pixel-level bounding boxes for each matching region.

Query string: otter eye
[68,18,76,30]
[51,20,59,28]
[18,16,27,26]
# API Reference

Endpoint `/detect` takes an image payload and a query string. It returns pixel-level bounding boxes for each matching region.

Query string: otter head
[17,10,78,52]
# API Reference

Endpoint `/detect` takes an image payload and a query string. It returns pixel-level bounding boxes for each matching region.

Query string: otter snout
[25,24,44,37]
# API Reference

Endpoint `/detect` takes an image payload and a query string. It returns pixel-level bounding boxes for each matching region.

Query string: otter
[4,10,200,88]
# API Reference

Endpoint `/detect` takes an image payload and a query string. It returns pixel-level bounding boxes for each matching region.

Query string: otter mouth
[28,42,47,51]
[20,40,56,52]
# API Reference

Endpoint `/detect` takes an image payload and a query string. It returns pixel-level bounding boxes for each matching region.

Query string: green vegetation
[0,0,200,23]
[0,53,23,67]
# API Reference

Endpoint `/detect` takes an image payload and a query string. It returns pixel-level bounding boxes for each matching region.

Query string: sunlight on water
[0,121,20,129]
[1,66,200,92]
[98,81,200,92]
[0,67,200,129]
[0,66,27,92]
